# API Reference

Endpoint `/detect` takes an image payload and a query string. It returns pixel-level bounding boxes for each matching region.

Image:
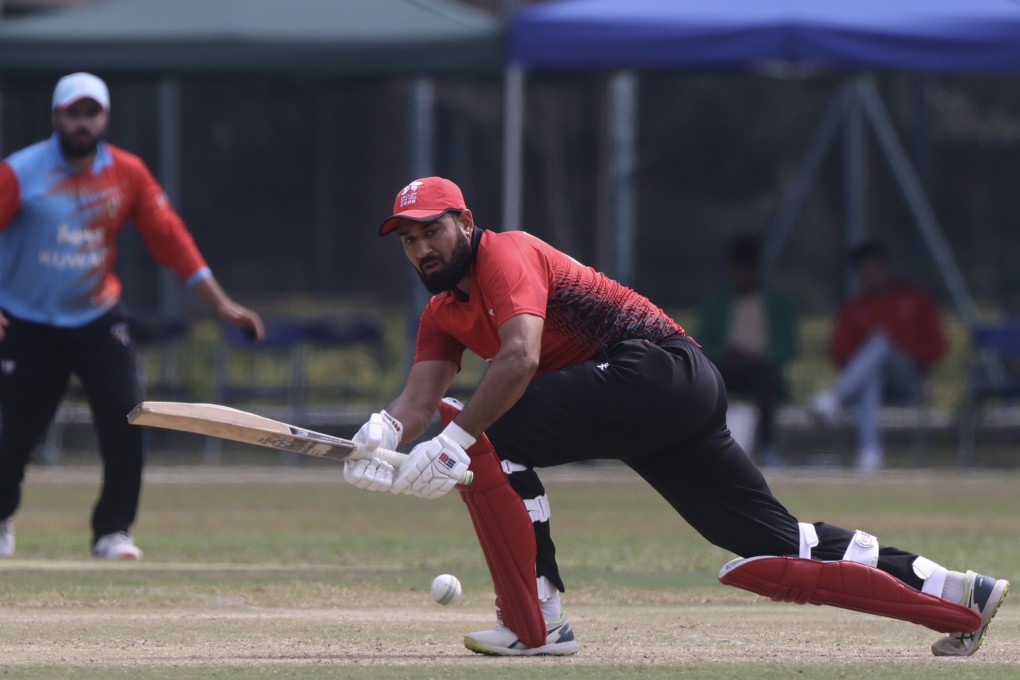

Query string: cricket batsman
[343,176,1008,657]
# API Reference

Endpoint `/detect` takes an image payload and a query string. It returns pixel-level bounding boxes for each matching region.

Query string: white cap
[52,72,110,110]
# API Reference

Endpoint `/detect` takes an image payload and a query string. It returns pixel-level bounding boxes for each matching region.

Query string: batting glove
[390,422,474,500]
[343,457,395,492]
[352,410,403,454]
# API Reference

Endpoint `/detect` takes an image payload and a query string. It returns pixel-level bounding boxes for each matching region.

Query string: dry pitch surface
[0,465,1017,677]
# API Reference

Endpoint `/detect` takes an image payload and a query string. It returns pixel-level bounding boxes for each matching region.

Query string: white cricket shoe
[0,518,14,557]
[464,612,579,656]
[856,446,884,474]
[932,570,1009,657]
[809,390,841,426]
[92,531,143,560]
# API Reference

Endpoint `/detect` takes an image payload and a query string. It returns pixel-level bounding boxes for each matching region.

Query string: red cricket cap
[378,177,467,236]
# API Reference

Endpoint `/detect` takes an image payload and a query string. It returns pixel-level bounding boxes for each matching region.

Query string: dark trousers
[0,307,144,542]
[486,337,924,592]
[714,355,785,452]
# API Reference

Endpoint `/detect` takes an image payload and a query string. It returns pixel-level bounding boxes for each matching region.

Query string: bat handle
[361,447,475,486]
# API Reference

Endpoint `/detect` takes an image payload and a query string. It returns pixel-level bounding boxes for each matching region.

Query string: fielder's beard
[417,229,474,294]
[58,128,101,159]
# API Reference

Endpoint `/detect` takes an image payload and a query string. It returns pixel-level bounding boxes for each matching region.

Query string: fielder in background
[809,240,946,472]
[344,177,1007,658]
[697,234,798,466]
[0,72,265,560]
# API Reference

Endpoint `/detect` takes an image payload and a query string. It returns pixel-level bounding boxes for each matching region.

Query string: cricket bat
[127,401,474,485]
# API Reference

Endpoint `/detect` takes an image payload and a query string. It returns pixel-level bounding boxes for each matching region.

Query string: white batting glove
[352,410,402,454]
[390,422,474,500]
[343,457,395,492]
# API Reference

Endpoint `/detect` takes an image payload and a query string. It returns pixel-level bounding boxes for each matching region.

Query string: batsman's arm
[383,359,460,441]
[448,313,542,439]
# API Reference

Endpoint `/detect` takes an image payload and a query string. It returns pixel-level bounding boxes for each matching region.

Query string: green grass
[0,464,1017,678]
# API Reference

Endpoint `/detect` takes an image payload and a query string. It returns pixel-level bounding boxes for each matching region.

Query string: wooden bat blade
[128,401,364,462]
[128,401,474,485]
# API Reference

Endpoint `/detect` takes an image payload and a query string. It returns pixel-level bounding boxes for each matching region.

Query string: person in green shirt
[697,235,798,465]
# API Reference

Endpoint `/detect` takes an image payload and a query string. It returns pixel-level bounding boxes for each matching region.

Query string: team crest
[399,180,425,208]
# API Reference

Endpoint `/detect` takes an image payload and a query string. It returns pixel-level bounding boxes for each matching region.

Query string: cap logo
[398,180,425,208]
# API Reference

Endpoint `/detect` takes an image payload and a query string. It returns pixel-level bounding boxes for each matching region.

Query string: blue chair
[214,319,311,412]
[958,321,1020,466]
[303,317,385,403]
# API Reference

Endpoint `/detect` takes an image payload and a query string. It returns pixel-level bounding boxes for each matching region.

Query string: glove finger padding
[353,410,402,453]
[391,432,471,499]
[343,457,395,492]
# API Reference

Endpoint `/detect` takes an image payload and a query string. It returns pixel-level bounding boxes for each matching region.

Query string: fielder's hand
[390,422,474,500]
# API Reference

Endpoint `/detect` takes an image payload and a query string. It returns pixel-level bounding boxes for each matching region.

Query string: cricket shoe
[0,518,13,557]
[931,570,1009,657]
[92,531,143,560]
[464,611,579,656]
[808,390,840,426]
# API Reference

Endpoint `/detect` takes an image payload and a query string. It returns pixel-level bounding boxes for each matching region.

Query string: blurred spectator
[697,235,798,465]
[809,240,946,472]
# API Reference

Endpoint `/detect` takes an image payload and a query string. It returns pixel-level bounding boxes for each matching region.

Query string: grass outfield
[0,462,1017,678]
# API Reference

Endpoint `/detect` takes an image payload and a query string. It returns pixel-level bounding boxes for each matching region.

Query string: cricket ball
[430,573,462,605]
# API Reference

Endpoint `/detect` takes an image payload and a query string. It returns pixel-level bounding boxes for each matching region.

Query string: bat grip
[360,447,474,486]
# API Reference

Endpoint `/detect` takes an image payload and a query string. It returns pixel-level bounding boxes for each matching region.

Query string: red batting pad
[438,400,547,649]
[720,556,981,634]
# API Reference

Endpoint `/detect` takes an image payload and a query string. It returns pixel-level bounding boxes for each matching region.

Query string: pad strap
[798,522,818,559]
[842,530,879,567]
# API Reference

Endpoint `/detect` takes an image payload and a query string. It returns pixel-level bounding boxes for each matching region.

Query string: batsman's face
[398,212,475,294]
[52,98,109,160]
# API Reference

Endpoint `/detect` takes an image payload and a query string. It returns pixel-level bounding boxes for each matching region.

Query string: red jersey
[830,281,946,369]
[415,230,683,375]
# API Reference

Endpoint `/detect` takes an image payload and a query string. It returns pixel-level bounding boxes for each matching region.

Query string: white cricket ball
[430,573,462,605]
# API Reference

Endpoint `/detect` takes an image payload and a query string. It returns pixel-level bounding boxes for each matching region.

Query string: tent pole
[855,77,1003,382]
[501,64,525,231]
[608,70,638,285]
[843,83,865,296]
[157,77,182,317]
[404,77,436,368]
[763,83,853,275]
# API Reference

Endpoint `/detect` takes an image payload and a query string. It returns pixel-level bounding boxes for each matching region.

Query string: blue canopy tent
[509,0,1020,71]
[503,0,1020,353]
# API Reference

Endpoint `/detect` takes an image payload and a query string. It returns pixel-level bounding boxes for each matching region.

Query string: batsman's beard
[417,229,474,294]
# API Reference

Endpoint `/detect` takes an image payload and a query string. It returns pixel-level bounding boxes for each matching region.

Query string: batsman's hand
[390,422,474,500]
[352,411,402,454]
[343,457,395,492]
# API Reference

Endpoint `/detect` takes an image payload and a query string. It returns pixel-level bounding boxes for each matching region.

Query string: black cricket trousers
[0,306,144,543]
[485,335,925,593]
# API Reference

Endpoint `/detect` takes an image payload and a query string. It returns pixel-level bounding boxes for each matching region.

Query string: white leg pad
[842,530,879,567]
[914,556,949,597]
[798,522,819,559]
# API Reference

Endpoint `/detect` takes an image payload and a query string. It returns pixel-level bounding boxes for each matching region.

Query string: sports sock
[540,591,562,622]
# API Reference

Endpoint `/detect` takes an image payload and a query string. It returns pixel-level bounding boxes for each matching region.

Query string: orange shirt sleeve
[0,162,19,230]
[115,148,208,282]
